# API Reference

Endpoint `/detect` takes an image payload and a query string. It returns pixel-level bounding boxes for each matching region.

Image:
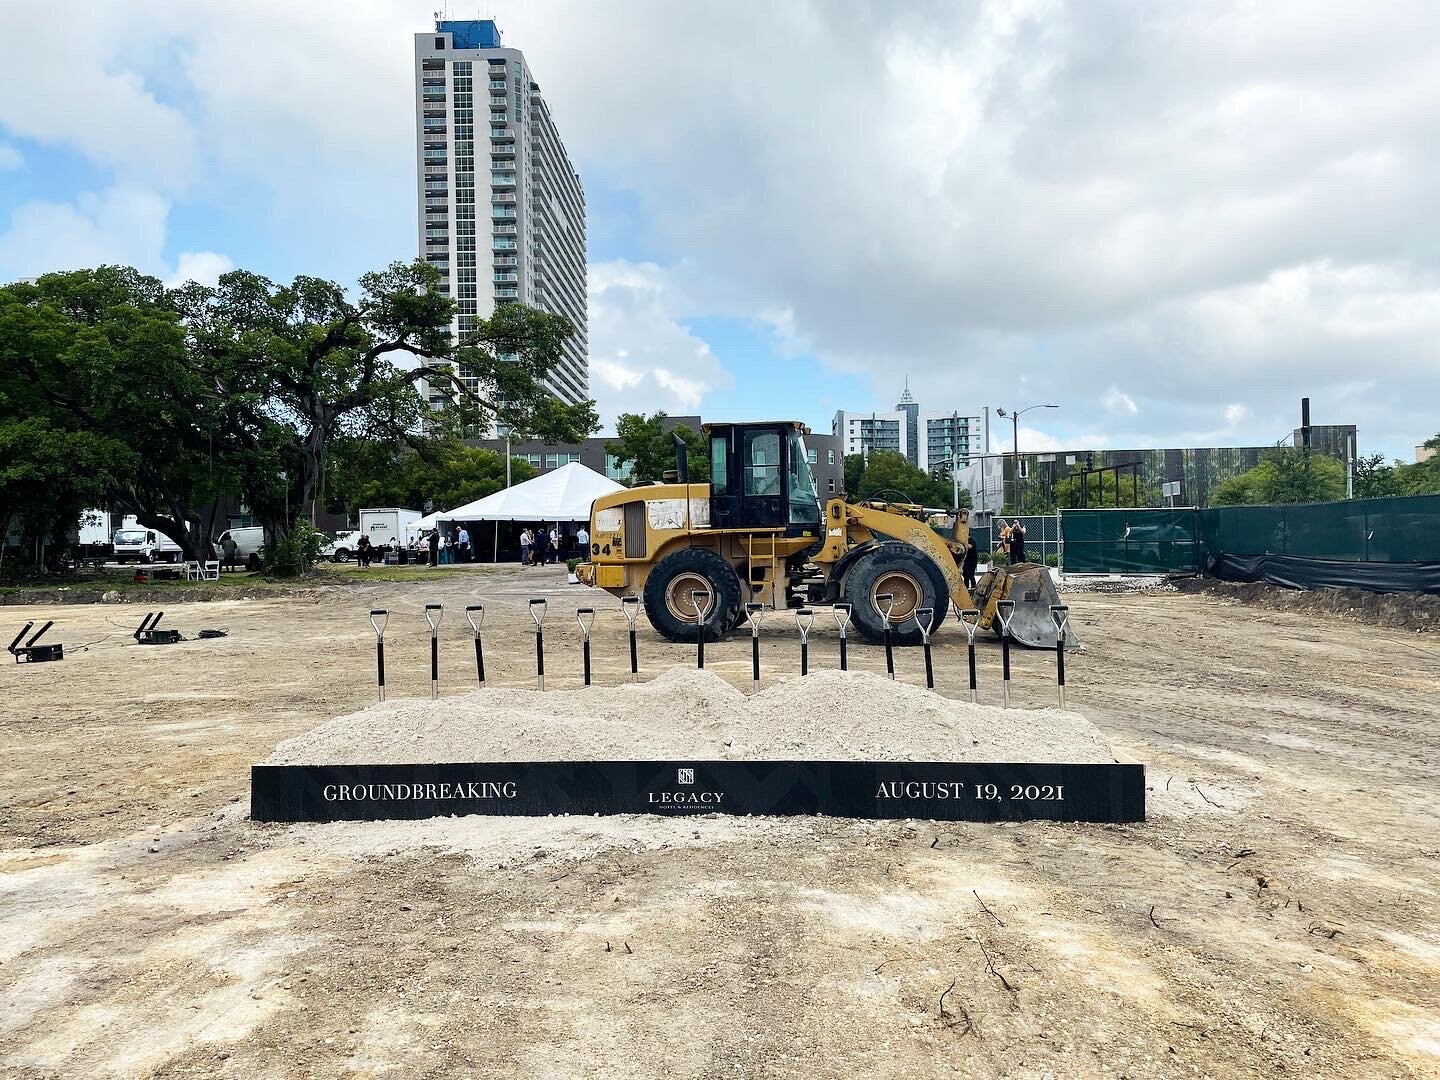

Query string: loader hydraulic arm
[817,499,975,611]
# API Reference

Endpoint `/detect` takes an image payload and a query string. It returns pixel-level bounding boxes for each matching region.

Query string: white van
[217,527,266,560]
[321,530,363,562]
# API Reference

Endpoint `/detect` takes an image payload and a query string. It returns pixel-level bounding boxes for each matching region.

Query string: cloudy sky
[2,0,1437,459]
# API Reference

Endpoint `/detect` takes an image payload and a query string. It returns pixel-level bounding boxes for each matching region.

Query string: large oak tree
[0,261,597,564]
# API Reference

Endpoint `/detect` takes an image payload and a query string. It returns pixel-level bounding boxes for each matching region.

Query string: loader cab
[706,421,822,531]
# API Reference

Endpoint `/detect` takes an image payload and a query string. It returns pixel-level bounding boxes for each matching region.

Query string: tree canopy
[605,412,709,484]
[326,438,537,517]
[852,451,968,510]
[1350,436,1440,498]
[0,261,596,570]
[1209,446,1347,506]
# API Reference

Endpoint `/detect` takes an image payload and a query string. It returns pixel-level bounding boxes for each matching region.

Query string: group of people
[517,524,591,566]
[349,522,592,568]
[996,519,1028,565]
[954,519,1029,592]
[424,526,471,566]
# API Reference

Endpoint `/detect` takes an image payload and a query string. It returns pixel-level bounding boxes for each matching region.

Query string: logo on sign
[647,765,723,810]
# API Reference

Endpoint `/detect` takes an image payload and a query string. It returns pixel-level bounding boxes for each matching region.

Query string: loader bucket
[973,564,1081,650]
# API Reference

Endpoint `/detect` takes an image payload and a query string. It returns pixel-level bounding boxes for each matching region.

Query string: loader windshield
[787,429,821,525]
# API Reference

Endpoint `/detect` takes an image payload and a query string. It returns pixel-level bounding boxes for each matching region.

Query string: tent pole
[493,522,498,563]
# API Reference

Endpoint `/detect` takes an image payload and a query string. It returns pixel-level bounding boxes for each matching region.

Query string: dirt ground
[2,563,1438,1078]
[1173,576,1440,635]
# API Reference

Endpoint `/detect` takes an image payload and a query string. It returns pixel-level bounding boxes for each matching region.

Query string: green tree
[327,437,536,515]
[176,261,596,563]
[1390,435,1440,496]
[843,453,866,498]
[1,262,598,568]
[0,418,128,569]
[605,412,709,484]
[0,267,241,560]
[1210,446,1347,506]
[1352,453,1402,499]
[854,451,965,509]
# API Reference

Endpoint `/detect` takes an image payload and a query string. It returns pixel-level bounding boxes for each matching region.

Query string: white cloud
[0,188,170,278]
[498,0,1440,455]
[1224,404,1249,426]
[165,250,233,288]
[0,186,232,289]
[0,143,21,171]
[0,4,198,189]
[1015,426,1068,453]
[3,2,1439,456]
[587,260,733,426]
[1103,388,1139,415]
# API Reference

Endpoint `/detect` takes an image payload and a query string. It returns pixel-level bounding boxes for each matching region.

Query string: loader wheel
[843,541,950,646]
[643,548,744,643]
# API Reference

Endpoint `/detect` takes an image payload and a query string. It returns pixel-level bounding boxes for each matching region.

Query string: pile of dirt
[1058,575,1179,594]
[266,667,1117,766]
[1174,577,1440,633]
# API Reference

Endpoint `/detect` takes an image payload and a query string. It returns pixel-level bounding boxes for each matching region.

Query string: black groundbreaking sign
[251,760,1144,824]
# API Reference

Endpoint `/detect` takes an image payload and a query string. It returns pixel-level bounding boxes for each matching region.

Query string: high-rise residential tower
[413,19,588,409]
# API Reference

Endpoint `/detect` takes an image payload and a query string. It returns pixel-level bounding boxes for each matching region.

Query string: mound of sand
[265,667,1116,766]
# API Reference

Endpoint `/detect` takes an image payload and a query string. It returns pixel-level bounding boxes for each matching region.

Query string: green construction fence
[1055,494,1440,575]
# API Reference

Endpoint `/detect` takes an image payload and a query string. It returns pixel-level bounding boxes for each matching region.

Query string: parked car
[321,530,363,562]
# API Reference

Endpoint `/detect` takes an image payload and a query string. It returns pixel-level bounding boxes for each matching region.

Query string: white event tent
[416,462,624,562]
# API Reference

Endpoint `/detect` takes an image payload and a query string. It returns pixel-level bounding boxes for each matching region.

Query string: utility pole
[1012,413,1020,514]
[994,403,1059,516]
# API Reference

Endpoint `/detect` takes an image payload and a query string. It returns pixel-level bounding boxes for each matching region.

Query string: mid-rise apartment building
[413,20,588,410]
[833,384,986,473]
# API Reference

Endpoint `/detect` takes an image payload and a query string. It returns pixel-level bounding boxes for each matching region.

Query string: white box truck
[357,508,422,548]
[112,517,184,563]
[77,509,113,558]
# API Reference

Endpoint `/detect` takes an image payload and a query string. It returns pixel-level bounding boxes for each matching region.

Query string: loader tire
[643,548,744,643]
[844,541,950,647]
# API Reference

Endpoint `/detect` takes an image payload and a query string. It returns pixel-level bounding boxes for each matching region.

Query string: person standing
[548,525,559,564]
[576,525,590,561]
[1010,520,1028,565]
[357,534,371,569]
[428,528,440,567]
[534,524,549,568]
[221,534,239,573]
[519,527,531,566]
[962,534,979,591]
[457,524,471,564]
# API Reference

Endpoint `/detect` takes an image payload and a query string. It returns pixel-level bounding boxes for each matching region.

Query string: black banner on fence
[1212,552,1440,596]
[251,760,1144,824]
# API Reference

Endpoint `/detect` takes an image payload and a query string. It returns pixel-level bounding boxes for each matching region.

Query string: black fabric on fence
[1210,553,1440,596]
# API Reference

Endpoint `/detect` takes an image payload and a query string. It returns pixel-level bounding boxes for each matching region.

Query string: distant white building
[833,381,986,472]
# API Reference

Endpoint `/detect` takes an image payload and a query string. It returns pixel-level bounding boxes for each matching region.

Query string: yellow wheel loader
[576,421,1078,649]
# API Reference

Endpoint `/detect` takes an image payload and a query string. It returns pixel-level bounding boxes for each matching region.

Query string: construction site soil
[1174,576,1440,634]
[2,563,1438,1078]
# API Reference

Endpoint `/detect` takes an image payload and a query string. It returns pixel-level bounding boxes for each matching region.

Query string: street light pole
[994,403,1059,515]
